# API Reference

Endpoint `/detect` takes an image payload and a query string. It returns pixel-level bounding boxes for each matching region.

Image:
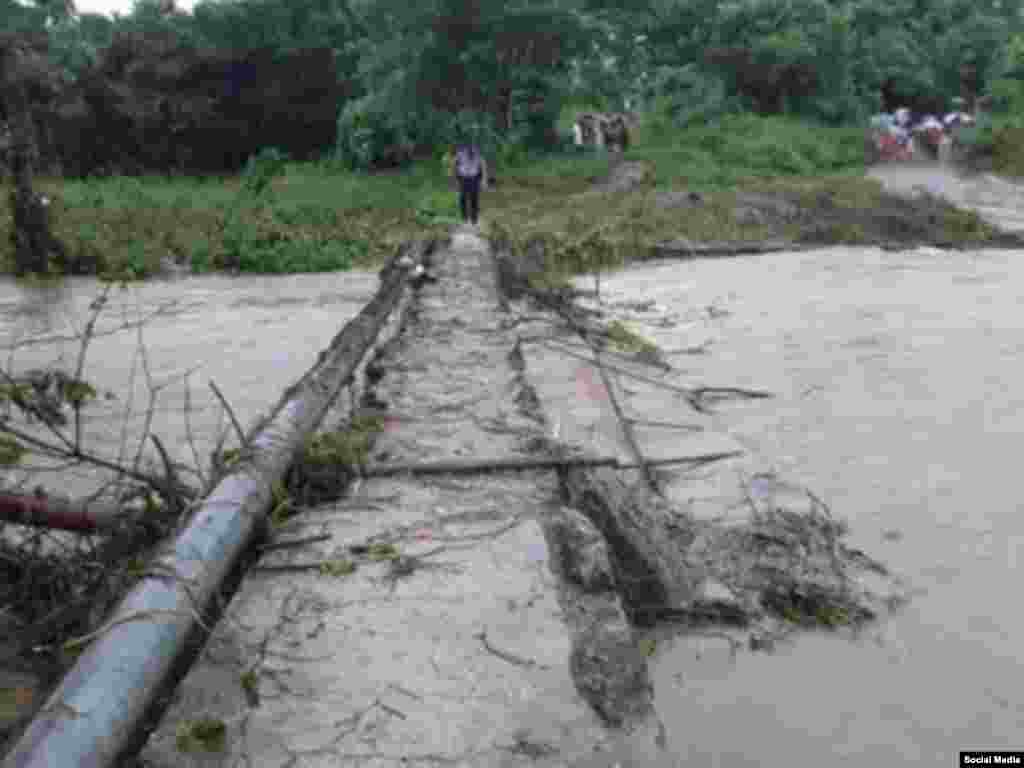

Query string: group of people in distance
[870,98,977,162]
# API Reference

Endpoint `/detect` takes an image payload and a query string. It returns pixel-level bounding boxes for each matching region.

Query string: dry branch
[0,422,197,498]
[535,338,772,412]
[358,452,741,477]
[258,534,332,552]
[589,347,659,494]
[209,379,247,447]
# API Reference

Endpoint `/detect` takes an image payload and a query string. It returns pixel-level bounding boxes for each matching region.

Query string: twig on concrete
[626,417,704,432]
[433,518,522,543]
[252,561,335,573]
[387,682,424,701]
[377,701,408,720]
[258,534,332,552]
[474,629,550,670]
[358,452,738,477]
[590,346,659,494]
[540,333,673,371]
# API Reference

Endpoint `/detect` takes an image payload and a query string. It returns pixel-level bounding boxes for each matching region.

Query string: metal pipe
[3,240,430,768]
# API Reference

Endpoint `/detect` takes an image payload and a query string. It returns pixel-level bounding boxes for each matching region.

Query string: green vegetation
[367,542,400,561]
[952,34,1024,177]
[0,434,24,466]
[175,717,228,753]
[302,414,385,469]
[606,321,659,356]
[4,0,1022,278]
[629,114,866,188]
[487,114,873,263]
[268,481,295,528]
[319,558,357,577]
[0,159,452,278]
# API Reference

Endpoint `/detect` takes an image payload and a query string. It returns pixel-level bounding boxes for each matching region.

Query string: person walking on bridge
[452,139,488,227]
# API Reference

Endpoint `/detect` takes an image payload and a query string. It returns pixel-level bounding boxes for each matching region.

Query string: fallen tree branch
[0,422,197,499]
[258,534,332,552]
[149,434,184,512]
[72,284,112,450]
[357,452,741,477]
[534,338,773,413]
[253,562,332,573]
[590,347,659,494]
[474,629,550,670]
[0,302,181,353]
[625,418,704,432]
[209,379,247,447]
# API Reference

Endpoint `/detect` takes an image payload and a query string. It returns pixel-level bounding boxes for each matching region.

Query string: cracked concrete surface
[138,227,670,768]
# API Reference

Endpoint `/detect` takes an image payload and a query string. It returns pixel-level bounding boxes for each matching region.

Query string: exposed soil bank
[572,161,1024,269]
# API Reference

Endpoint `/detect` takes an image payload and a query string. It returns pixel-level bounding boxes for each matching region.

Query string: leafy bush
[643,66,738,128]
[413,189,460,228]
[242,147,289,198]
[336,94,419,171]
[627,114,865,188]
[218,224,360,274]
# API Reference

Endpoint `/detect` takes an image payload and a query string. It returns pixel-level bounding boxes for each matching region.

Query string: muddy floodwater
[0,271,378,495]
[586,241,1024,765]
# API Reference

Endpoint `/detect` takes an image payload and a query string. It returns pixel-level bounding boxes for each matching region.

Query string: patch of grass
[991,122,1024,178]
[176,717,227,753]
[938,205,994,242]
[0,434,25,466]
[764,588,860,629]
[626,114,865,189]
[367,542,400,561]
[239,669,259,702]
[0,157,455,276]
[302,414,384,468]
[638,636,658,657]
[487,115,864,261]
[319,558,357,576]
[269,481,295,527]
[12,108,1003,279]
[606,320,659,355]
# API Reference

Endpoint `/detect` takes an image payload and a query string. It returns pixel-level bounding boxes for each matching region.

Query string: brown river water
[591,245,1024,765]
[580,167,1024,766]
[0,272,378,497]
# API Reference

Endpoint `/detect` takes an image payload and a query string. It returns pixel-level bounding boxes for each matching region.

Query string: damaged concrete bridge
[4,226,901,768]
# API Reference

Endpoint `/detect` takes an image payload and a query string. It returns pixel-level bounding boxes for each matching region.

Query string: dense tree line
[2,0,1023,174]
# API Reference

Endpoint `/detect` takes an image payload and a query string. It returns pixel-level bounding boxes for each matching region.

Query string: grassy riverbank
[0,113,1005,279]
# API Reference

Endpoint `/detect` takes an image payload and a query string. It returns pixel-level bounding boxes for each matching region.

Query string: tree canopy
[3,0,1023,171]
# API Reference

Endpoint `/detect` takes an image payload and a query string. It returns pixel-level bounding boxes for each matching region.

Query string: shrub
[336,94,417,171]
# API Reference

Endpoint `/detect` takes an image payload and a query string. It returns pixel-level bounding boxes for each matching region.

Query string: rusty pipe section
[0,492,125,532]
[3,240,432,768]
